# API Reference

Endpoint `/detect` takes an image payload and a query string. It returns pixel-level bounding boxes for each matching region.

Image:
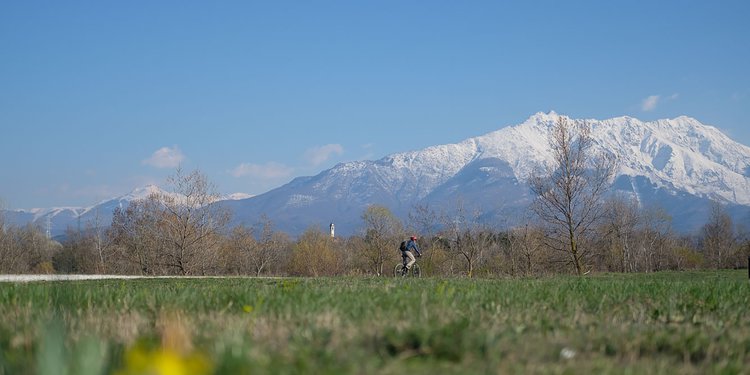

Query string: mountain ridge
[4,112,749,236]
[2,185,250,237]
[286,112,750,205]
[225,112,750,235]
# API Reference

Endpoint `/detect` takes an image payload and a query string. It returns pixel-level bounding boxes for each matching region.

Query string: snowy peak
[4,112,749,237]
[17,207,85,223]
[4,185,187,236]
[321,113,750,207]
[227,112,749,235]
[224,193,254,201]
[120,184,168,202]
[585,116,750,204]
[309,113,750,207]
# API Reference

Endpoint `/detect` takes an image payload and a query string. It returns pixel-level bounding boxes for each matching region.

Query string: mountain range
[223,112,750,235]
[2,185,244,238]
[4,112,750,237]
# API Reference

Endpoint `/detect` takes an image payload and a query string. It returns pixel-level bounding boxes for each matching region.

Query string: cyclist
[400,235,422,276]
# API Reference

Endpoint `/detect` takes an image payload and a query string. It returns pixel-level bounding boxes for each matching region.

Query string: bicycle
[394,261,421,278]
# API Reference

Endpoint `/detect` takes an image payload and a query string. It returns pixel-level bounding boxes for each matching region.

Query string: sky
[1,1,749,209]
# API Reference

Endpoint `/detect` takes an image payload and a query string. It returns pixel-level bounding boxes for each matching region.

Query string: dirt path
[0,274,281,282]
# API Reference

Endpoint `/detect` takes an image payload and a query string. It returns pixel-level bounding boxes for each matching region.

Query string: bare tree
[0,227,22,273]
[529,116,616,275]
[289,227,338,276]
[668,239,703,270]
[0,201,5,235]
[0,223,60,274]
[408,203,440,238]
[20,224,59,273]
[736,223,750,269]
[407,203,443,275]
[340,235,368,275]
[221,226,257,274]
[701,201,736,269]
[637,206,674,271]
[108,168,230,276]
[596,197,681,273]
[0,210,21,273]
[599,195,641,272]
[508,222,545,276]
[54,209,115,274]
[55,227,98,274]
[156,168,231,275]
[252,215,286,276]
[90,206,112,273]
[109,198,163,274]
[441,203,489,278]
[361,205,403,276]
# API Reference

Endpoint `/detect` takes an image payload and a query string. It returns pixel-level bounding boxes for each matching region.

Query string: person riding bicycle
[400,235,422,276]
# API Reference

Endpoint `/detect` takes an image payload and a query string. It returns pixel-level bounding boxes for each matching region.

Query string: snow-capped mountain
[2,185,258,238]
[1,185,253,238]
[2,185,166,237]
[224,193,254,201]
[224,112,750,235]
[5,112,749,237]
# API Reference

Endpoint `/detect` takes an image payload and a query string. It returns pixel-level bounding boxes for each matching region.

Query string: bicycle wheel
[411,264,422,278]
[394,264,406,277]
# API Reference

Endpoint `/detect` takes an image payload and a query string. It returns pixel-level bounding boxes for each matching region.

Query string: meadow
[0,271,748,374]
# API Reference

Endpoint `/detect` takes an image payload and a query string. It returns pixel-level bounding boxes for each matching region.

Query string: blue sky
[1,1,748,209]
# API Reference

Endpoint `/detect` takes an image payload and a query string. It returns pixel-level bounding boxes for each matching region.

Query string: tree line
[1,196,747,278]
[1,119,749,277]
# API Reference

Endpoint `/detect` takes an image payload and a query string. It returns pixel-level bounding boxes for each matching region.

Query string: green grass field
[0,271,748,374]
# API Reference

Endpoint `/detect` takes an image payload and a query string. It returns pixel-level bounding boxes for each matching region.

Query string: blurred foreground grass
[0,271,748,374]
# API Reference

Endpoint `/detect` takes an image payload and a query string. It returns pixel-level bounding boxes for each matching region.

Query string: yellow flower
[153,350,185,375]
[116,345,211,375]
[243,305,254,313]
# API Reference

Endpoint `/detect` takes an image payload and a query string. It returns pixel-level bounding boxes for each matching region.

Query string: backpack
[399,240,407,252]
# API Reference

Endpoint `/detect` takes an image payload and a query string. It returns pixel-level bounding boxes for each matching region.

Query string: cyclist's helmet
[410,235,417,240]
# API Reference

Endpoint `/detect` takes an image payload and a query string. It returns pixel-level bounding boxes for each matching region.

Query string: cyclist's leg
[405,251,416,270]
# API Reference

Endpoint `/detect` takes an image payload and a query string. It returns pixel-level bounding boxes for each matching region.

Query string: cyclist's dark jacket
[406,239,421,256]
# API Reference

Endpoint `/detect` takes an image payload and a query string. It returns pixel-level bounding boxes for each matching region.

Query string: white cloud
[304,144,344,166]
[641,93,679,112]
[230,162,294,179]
[142,146,185,168]
[641,95,660,111]
[360,143,376,160]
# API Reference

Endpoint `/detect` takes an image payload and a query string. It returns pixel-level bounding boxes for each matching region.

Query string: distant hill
[2,185,246,237]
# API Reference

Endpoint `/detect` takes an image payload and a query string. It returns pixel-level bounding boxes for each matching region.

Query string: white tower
[329,223,335,238]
